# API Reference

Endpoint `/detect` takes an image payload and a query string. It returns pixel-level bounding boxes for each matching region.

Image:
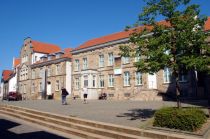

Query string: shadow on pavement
[116,109,155,121]
[0,119,69,139]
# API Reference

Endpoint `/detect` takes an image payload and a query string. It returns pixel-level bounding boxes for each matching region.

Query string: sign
[114,68,122,75]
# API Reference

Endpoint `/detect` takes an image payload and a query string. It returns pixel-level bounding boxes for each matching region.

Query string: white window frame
[135,53,141,62]
[84,75,88,87]
[83,58,88,70]
[75,59,80,71]
[108,53,114,66]
[99,55,104,67]
[135,72,142,85]
[99,75,104,88]
[55,80,60,91]
[92,75,96,88]
[124,71,130,86]
[75,78,80,90]
[39,82,42,92]
[163,67,172,83]
[56,64,60,75]
[108,74,114,87]
[122,57,130,64]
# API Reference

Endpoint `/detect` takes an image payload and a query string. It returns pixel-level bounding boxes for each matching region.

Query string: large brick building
[30,48,72,100]
[71,18,210,100]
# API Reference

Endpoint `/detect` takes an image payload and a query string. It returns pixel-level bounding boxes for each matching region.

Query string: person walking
[83,87,88,104]
[61,87,69,105]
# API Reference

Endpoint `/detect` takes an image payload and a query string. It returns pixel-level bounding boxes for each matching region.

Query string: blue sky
[0,0,209,75]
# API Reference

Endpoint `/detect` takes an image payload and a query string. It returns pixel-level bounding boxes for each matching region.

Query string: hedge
[153,107,207,131]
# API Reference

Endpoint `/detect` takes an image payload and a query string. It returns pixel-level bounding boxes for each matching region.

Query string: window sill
[123,85,131,87]
[108,86,114,88]
[135,84,143,86]
[163,82,172,84]
[107,65,114,67]
[179,81,188,83]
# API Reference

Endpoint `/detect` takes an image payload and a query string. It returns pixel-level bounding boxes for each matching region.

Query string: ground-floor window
[31,83,35,93]
[124,71,130,86]
[39,82,42,92]
[84,75,88,87]
[92,75,96,88]
[75,78,80,89]
[135,72,142,85]
[108,74,114,87]
[163,67,172,83]
[55,80,60,91]
[99,75,104,88]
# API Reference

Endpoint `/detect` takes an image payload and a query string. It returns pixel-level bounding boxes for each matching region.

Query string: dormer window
[55,51,64,59]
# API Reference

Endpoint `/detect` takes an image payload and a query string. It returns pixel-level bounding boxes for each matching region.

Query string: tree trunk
[175,75,181,108]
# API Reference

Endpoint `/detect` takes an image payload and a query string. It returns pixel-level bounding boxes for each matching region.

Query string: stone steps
[130,90,162,101]
[0,110,111,139]
[0,105,150,139]
[0,104,202,139]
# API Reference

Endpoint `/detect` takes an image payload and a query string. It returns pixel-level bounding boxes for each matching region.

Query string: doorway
[148,73,157,89]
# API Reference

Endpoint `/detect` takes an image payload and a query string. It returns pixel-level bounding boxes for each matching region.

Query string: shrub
[153,107,207,131]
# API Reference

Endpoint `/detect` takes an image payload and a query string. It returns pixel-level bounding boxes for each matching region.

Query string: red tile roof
[32,48,72,65]
[2,70,13,81]
[205,17,210,31]
[31,40,61,54]
[63,48,72,58]
[76,17,210,51]
[13,58,20,68]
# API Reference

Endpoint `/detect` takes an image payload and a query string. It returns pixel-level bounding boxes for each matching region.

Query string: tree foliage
[120,0,210,107]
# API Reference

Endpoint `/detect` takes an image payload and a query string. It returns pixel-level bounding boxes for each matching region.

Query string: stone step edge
[0,104,201,139]
[0,104,144,135]
[0,107,147,139]
[0,113,84,139]
[0,110,114,139]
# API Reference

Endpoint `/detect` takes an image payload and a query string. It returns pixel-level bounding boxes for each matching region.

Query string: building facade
[71,18,210,100]
[30,49,72,100]
[18,37,61,99]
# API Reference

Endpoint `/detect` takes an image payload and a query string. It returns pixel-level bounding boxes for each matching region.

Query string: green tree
[120,0,210,108]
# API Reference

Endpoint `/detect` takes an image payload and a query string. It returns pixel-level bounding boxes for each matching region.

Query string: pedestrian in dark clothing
[61,87,69,105]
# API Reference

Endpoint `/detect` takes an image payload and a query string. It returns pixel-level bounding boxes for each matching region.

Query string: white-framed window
[55,80,60,91]
[179,72,188,82]
[99,55,104,67]
[99,75,104,88]
[135,72,142,85]
[39,82,42,92]
[108,74,114,87]
[47,66,51,77]
[124,71,130,86]
[56,64,60,75]
[84,75,88,87]
[122,57,130,64]
[32,69,35,79]
[135,52,141,62]
[39,68,43,78]
[108,53,114,66]
[83,58,88,70]
[92,75,96,88]
[75,59,80,71]
[75,78,80,89]
[163,67,172,83]
[31,83,35,93]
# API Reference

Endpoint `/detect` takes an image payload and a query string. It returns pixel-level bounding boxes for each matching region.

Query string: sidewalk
[0,99,207,128]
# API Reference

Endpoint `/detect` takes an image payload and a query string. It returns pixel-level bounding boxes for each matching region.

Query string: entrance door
[47,82,52,96]
[148,73,157,89]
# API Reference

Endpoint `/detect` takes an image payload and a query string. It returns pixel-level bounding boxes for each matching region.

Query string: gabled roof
[63,48,72,58]
[31,40,61,54]
[13,58,20,68]
[75,17,210,51]
[32,48,72,65]
[2,70,13,81]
